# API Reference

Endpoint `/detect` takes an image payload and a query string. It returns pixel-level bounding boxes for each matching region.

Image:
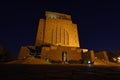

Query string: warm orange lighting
[113,57,117,61]
[117,56,120,60]
[113,56,120,63]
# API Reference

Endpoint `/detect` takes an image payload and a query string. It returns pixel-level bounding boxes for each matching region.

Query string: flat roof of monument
[45,11,71,20]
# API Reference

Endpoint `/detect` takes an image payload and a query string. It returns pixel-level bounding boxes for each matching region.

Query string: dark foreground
[0,64,120,80]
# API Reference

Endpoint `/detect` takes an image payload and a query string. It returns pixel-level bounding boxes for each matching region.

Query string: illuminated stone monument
[35,11,80,47]
[18,11,94,64]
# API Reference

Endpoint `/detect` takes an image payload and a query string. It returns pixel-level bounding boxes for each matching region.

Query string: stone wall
[18,46,82,64]
[35,11,80,47]
[95,51,109,63]
[41,46,82,61]
[18,46,35,60]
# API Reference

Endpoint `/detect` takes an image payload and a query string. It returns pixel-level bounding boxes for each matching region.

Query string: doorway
[62,51,67,63]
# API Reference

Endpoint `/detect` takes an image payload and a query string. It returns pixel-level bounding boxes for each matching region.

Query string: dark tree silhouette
[116,49,120,56]
[0,45,16,63]
[107,52,116,62]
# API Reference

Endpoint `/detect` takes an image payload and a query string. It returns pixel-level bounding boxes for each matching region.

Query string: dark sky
[0,0,120,57]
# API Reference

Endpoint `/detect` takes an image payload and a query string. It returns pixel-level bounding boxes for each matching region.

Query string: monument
[18,11,94,64]
[35,11,80,47]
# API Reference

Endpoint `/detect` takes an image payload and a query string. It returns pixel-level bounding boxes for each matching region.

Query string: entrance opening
[62,51,67,63]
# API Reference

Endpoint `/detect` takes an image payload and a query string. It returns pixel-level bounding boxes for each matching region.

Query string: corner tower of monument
[35,11,80,47]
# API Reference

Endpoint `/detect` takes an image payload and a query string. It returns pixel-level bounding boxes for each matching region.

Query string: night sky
[0,0,120,57]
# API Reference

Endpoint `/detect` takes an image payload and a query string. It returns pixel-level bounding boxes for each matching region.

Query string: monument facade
[18,11,94,64]
[35,11,80,47]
